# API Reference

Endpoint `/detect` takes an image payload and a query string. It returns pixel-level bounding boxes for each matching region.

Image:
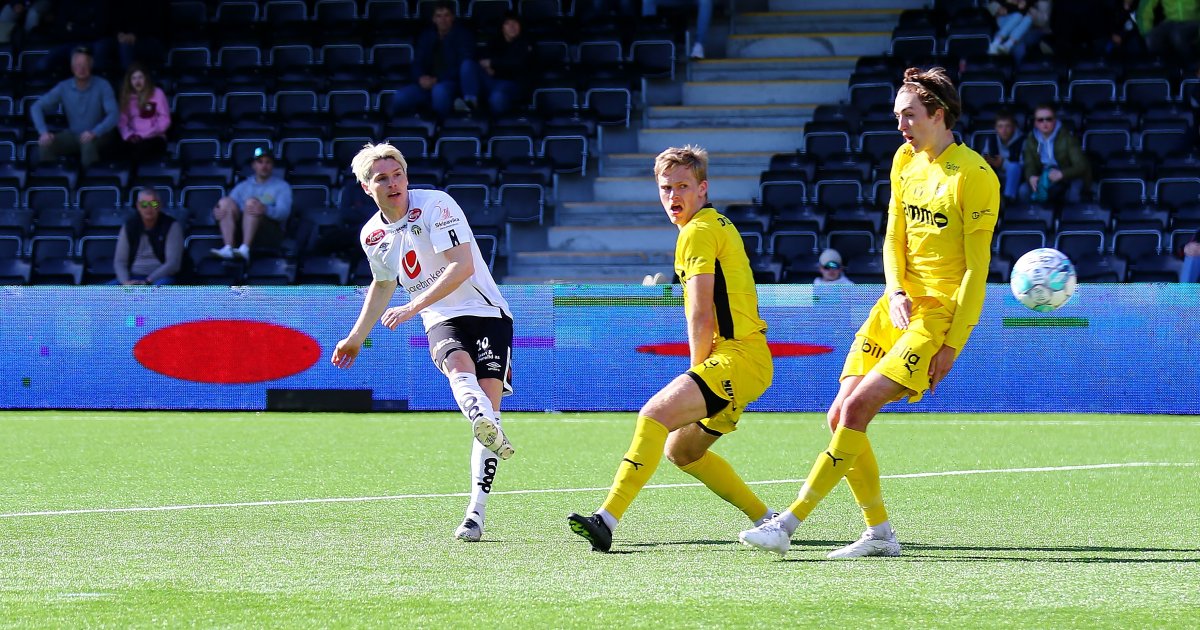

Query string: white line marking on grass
[0,462,1193,519]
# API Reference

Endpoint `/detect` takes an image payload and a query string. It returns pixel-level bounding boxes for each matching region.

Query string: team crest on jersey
[407,207,422,222]
[402,250,421,279]
[365,229,385,246]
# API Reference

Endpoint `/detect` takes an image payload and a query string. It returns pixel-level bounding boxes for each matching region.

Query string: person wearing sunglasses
[1020,103,1091,205]
[112,188,182,285]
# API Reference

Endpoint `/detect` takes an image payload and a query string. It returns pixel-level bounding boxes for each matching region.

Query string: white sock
[596,509,617,533]
[448,372,499,429]
[466,412,501,523]
[754,507,776,526]
[869,520,894,539]
[778,512,802,536]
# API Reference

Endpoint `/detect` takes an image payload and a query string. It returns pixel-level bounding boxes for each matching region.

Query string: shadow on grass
[618,540,1200,563]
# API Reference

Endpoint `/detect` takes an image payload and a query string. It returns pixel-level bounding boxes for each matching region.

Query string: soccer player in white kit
[331,142,515,542]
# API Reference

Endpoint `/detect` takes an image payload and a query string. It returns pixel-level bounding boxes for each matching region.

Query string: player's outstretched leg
[456,416,502,542]
[835,442,900,558]
[449,372,514,460]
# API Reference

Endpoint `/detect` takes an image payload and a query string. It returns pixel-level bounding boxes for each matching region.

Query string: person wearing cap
[211,147,293,261]
[29,46,119,168]
[814,248,854,285]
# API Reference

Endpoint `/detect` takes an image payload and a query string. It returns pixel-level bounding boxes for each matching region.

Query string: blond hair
[351,142,408,185]
[653,145,709,184]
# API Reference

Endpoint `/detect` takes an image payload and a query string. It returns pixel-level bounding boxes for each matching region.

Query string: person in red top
[117,62,170,165]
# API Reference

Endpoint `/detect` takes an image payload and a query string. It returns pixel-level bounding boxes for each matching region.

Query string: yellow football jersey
[888,142,1000,304]
[674,206,768,342]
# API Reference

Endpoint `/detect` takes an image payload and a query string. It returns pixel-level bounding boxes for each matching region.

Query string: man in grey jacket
[29,47,119,168]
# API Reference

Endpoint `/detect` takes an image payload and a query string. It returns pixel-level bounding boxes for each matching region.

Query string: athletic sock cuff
[831,426,869,456]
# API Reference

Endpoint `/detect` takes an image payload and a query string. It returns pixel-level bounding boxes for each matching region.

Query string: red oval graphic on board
[134,320,321,383]
[636,342,834,357]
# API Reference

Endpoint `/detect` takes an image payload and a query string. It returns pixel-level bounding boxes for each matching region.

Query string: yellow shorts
[690,332,773,434]
[840,295,953,403]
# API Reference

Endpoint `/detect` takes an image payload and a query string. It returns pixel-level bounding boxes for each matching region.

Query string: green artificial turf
[1,411,1196,628]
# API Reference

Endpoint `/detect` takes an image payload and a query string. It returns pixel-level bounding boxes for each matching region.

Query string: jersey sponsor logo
[905,202,949,228]
[402,250,421,279]
[403,265,446,294]
[432,336,459,357]
[365,229,385,246]
[859,338,886,359]
[899,345,922,377]
[407,207,422,222]
[485,361,501,371]
[411,225,422,236]
[971,209,995,220]
[439,204,452,221]
[477,456,498,493]
[434,217,461,229]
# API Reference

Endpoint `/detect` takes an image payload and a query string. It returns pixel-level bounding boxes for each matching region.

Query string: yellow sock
[786,426,870,521]
[599,416,668,520]
[678,451,767,521]
[844,442,889,527]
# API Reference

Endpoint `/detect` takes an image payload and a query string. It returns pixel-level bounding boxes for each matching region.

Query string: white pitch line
[0,462,1192,519]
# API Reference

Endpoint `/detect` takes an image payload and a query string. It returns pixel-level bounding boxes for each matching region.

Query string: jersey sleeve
[884,145,914,292]
[676,221,718,279]
[427,193,475,254]
[960,162,1001,235]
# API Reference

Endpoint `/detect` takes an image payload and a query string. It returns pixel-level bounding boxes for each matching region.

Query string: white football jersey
[359,189,510,330]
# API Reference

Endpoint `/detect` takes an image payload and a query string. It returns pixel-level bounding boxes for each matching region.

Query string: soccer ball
[1010,248,1077,312]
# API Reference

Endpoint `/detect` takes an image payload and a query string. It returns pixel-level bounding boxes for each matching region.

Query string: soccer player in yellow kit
[739,67,1000,558]
[567,145,776,552]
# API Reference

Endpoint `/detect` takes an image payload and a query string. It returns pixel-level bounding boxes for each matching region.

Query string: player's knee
[840,395,874,431]
[663,442,701,467]
[826,403,842,433]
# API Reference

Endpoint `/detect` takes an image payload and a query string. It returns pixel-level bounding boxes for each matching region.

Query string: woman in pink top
[118,62,170,164]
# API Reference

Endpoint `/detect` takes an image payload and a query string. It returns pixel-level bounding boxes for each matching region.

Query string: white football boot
[826,529,901,559]
[738,519,791,557]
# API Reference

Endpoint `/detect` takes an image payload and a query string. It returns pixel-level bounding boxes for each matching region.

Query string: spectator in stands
[97,0,168,71]
[987,1,1034,56]
[476,13,536,116]
[1007,0,1051,63]
[302,172,377,262]
[983,110,1025,203]
[211,147,293,262]
[1179,228,1200,282]
[1138,0,1200,59]
[30,46,119,168]
[814,248,854,285]
[112,187,182,285]
[0,0,50,48]
[1020,103,1090,205]
[389,1,479,119]
[1107,0,1147,62]
[117,62,170,166]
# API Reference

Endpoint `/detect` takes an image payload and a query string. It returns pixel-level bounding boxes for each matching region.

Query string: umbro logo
[825,451,844,467]
[622,458,644,470]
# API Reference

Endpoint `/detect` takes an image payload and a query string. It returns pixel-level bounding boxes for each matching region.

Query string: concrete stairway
[504,0,923,284]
